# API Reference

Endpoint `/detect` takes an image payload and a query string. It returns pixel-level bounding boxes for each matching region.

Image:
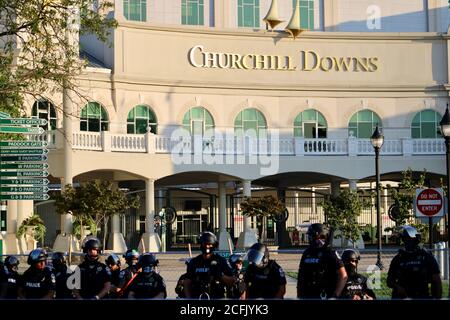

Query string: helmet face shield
[247,249,265,267]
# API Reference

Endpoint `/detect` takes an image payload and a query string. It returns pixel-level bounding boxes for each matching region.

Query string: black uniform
[78,260,111,299]
[118,266,139,298]
[341,273,376,300]
[128,272,167,299]
[244,260,286,299]
[185,254,233,299]
[297,247,344,299]
[175,273,188,298]
[53,265,73,299]
[18,267,56,299]
[228,269,246,299]
[0,265,20,299]
[387,248,440,299]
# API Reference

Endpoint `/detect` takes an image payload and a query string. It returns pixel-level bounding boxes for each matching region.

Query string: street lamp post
[439,105,450,297]
[371,126,384,270]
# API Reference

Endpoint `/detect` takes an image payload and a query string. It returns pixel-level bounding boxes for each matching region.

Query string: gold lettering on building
[188,45,379,72]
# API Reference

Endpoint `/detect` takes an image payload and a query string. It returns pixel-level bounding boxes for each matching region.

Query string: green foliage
[385,168,427,234]
[54,180,140,237]
[17,214,46,244]
[0,0,117,115]
[322,189,371,244]
[72,215,97,240]
[240,195,285,218]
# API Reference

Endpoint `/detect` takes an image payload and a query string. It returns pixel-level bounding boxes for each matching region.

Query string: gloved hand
[209,260,223,278]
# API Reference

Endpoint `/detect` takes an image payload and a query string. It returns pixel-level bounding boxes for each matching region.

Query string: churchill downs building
[1,0,450,255]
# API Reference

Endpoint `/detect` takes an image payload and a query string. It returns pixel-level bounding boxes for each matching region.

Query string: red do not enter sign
[415,188,444,217]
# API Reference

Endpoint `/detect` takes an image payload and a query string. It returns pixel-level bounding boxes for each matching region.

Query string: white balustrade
[48,131,446,157]
[72,131,102,150]
[111,134,146,152]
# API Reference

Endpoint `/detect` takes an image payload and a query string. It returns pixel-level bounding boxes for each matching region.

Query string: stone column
[3,200,20,254]
[348,179,358,191]
[236,180,258,249]
[139,179,161,252]
[107,183,127,252]
[218,182,232,250]
[330,181,340,197]
[53,7,79,252]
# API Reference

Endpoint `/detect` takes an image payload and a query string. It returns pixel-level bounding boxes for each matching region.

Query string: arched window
[411,109,442,138]
[293,109,327,138]
[182,0,204,25]
[32,99,57,130]
[127,105,157,134]
[182,107,214,134]
[80,102,109,132]
[234,108,267,137]
[123,0,147,22]
[238,0,260,28]
[292,0,314,30]
[348,110,382,138]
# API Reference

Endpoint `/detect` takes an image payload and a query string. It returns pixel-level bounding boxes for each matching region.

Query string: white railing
[111,134,146,152]
[28,131,57,148]
[412,139,445,154]
[301,139,348,155]
[66,131,446,156]
[357,139,403,155]
[72,131,102,150]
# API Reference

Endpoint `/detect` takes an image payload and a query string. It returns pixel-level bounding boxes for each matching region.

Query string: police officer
[175,258,191,299]
[184,231,234,299]
[128,253,166,299]
[297,223,347,299]
[387,226,442,299]
[118,248,140,298]
[243,243,286,299]
[227,254,246,299]
[340,249,376,300]
[17,248,56,299]
[105,254,122,298]
[73,238,111,300]
[0,256,20,299]
[51,252,73,299]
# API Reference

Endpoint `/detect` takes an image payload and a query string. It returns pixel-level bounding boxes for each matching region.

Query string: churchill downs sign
[188,45,379,72]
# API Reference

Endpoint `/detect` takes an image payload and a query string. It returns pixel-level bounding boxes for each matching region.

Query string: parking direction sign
[0,112,10,118]
[0,194,50,200]
[0,148,48,155]
[0,155,48,162]
[0,118,47,126]
[1,186,49,193]
[0,141,48,147]
[0,178,50,185]
[0,170,49,177]
[415,188,444,219]
[0,163,49,170]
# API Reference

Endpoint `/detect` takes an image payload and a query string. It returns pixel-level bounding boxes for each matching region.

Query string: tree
[386,168,428,238]
[322,189,371,247]
[0,0,117,114]
[54,180,140,246]
[240,195,286,243]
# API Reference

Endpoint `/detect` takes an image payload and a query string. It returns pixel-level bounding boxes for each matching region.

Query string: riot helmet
[123,249,139,266]
[341,249,360,276]
[82,238,102,260]
[27,248,48,266]
[106,254,121,268]
[401,225,421,252]
[307,223,330,248]
[4,256,19,272]
[138,253,159,274]
[229,254,244,270]
[246,243,269,268]
[52,252,67,271]
[199,231,218,255]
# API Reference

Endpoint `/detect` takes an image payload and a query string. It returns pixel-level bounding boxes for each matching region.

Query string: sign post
[415,188,445,248]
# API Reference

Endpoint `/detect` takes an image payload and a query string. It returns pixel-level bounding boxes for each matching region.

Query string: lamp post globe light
[371,126,384,270]
[439,104,450,297]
